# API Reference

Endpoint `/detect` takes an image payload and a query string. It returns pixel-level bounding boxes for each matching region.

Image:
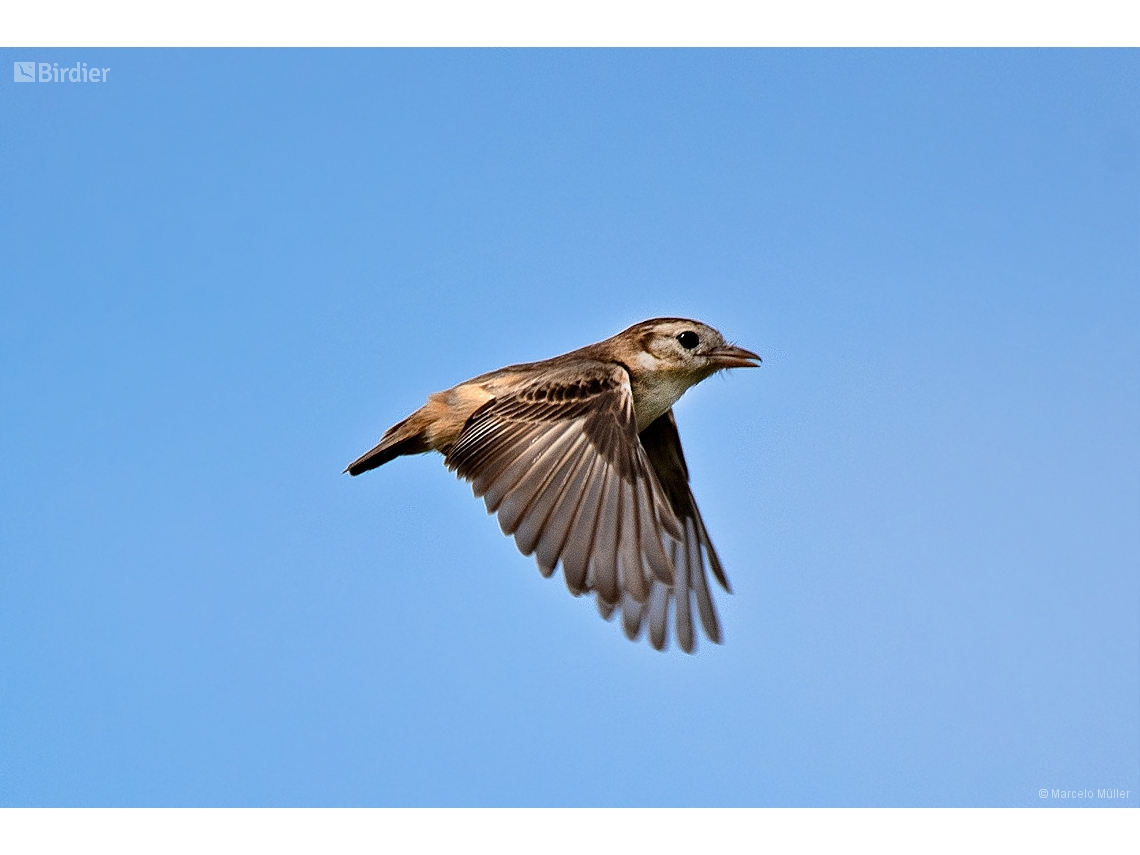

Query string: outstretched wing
[634,409,732,652]
[446,365,732,653]
[445,361,683,612]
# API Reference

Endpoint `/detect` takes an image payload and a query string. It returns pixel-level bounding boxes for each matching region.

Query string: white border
[2,1,1139,47]
[0,808,1136,854]
[3,3,1136,852]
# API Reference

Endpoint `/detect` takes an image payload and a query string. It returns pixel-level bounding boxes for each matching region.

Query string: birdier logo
[13,62,111,83]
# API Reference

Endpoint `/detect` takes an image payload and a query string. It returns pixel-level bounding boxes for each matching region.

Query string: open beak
[708,343,761,369]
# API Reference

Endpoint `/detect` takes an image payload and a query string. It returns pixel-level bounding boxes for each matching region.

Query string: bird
[345,317,760,652]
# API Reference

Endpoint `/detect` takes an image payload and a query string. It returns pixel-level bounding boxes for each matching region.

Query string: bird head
[601,318,760,430]
[622,317,761,380]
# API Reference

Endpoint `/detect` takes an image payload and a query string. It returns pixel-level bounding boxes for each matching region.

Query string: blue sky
[0,49,1136,807]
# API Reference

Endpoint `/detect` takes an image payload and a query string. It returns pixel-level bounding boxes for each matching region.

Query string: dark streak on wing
[445,362,683,619]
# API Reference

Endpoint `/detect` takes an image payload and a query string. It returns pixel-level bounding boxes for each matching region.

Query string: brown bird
[346,317,760,652]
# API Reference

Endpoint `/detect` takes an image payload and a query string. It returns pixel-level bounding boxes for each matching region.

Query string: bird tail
[344,413,432,476]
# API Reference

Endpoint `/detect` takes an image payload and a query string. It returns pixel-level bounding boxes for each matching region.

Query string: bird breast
[630,367,696,432]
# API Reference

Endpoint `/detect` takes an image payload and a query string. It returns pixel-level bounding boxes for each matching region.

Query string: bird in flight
[346,318,760,652]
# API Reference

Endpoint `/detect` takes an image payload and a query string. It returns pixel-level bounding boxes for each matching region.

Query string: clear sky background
[1,49,1136,807]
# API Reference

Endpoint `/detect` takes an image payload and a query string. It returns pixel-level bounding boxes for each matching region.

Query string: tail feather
[345,416,430,475]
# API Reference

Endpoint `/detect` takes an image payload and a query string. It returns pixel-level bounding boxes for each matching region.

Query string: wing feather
[512,430,590,558]
[674,529,695,653]
[692,542,722,644]
[494,421,582,535]
[648,581,669,650]
[560,456,606,595]
[636,410,733,651]
[529,440,595,576]
[483,425,552,517]
[596,597,616,621]
[635,475,674,585]
[445,363,731,652]
[589,467,622,604]
[618,478,649,602]
[469,425,541,500]
[621,592,644,640]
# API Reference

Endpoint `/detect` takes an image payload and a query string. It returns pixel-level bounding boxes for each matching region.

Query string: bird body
[347,318,759,652]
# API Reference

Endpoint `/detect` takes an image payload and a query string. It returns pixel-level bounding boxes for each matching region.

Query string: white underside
[630,358,695,431]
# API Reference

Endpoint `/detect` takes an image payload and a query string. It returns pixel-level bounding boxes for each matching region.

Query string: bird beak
[707,344,761,368]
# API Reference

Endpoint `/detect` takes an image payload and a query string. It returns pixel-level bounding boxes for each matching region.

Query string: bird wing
[636,409,732,652]
[445,361,685,614]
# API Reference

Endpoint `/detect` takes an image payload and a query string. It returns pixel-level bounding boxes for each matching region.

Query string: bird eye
[677,331,699,350]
